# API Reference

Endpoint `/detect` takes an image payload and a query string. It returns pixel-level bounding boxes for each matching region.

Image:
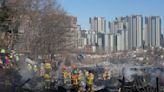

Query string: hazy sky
[60,0,164,31]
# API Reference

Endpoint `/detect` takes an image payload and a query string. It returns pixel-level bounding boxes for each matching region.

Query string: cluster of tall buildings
[77,15,162,53]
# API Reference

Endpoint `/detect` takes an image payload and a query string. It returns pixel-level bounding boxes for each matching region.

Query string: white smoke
[19,58,33,81]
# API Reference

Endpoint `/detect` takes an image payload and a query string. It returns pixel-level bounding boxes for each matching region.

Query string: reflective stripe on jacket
[72,75,79,85]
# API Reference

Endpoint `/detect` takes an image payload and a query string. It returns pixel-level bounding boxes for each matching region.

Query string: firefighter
[33,64,38,75]
[71,65,80,92]
[0,49,6,64]
[27,63,32,72]
[15,53,19,62]
[43,61,52,89]
[86,70,94,92]
[9,53,14,66]
[44,73,51,89]
[103,70,111,80]
[40,63,45,77]
[44,61,52,74]
[62,65,71,85]
[79,70,86,92]
[10,50,14,62]
[5,55,10,68]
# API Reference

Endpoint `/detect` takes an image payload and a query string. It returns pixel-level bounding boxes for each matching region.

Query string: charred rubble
[1,63,164,92]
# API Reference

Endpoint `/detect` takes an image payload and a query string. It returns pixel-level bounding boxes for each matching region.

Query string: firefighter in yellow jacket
[103,70,111,80]
[86,70,94,92]
[44,61,52,89]
[62,65,71,85]
[44,62,52,74]
[71,65,81,92]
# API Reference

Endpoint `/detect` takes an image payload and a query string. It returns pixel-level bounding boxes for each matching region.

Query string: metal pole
[156,77,159,92]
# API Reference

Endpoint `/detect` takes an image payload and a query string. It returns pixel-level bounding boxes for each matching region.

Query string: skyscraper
[145,16,161,47]
[89,17,106,33]
[89,17,106,51]
[66,15,78,48]
[128,15,143,49]
[109,17,129,51]
[109,15,143,51]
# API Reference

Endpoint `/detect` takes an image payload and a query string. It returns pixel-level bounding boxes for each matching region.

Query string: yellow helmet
[9,55,13,58]
[34,65,37,68]
[1,49,5,53]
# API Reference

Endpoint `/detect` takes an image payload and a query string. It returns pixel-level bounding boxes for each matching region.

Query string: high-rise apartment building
[85,15,161,53]
[89,17,106,33]
[66,15,78,48]
[128,15,143,49]
[89,17,106,51]
[109,15,143,51]
[145,16,161,47]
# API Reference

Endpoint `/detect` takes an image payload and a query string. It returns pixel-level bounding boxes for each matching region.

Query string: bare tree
[4,0,75,60]
[30,6,74,59]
